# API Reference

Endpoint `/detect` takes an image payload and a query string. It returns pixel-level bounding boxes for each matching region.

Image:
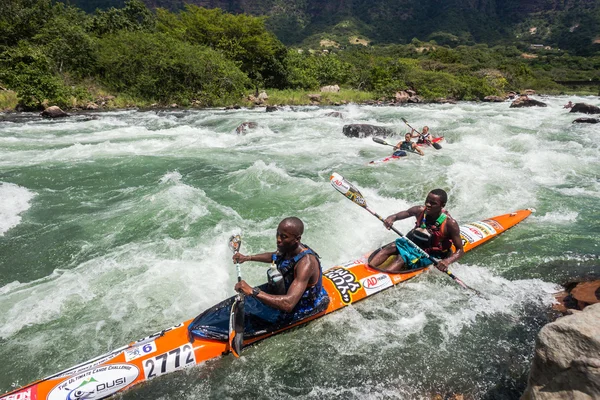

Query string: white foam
[0,182,35,236]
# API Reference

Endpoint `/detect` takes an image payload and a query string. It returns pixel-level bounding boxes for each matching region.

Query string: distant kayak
[0,209,533,400]
[368,154,407,165]
[417,136,444,147]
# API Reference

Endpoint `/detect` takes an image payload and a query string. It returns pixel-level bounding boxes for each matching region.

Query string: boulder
[320,85,340,92]
[325,112,343,118]
[40,106,68,118]
[407,95,423,103]
[342,124,394,138]
[235,122,258,135]
[483,96,506,102]
[258,91,269,102]
[510,98,548,108]
[395,91,410,103]
[573,118,599,124]
[265,106,278,112]
[308,94,321,102]
[570,103,600,115]
[521,303,600,400]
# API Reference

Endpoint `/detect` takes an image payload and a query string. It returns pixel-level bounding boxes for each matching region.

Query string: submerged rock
[521,303,600,400]
[342,124,394,138]
[570,103,600,115]
[235,121,258,134]
[510,98,548,108]
[40,106,69,118]
[573,118,599,124]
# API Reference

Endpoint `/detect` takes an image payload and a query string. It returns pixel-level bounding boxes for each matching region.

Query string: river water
[1,97,599,399]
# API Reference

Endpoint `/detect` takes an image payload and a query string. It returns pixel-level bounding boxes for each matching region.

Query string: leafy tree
[95,31,250,105]
[0,0,56,47]
[32,4,95,77]
[89,0,155,36]
[156,6,288,89]
[0,42,76,109]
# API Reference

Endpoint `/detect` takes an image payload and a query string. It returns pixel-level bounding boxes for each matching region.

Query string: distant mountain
[69,0,600,54]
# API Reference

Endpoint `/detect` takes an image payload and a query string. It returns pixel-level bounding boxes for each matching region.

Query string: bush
[95,31,250,105]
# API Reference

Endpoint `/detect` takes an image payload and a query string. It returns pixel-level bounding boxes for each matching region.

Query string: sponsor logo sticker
[48,364,139,400]
[125,341,157,362]
[1,387,37,400]
[470,222,496,236]
[360,274,392,295]
[324,268,360,304]
[482,219,503,231]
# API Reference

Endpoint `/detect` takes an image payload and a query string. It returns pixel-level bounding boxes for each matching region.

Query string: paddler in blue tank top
[233,217,329,320]
[368,189,464,273]
[393,133,424,157]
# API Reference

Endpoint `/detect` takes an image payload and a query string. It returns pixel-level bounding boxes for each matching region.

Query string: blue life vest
[271,245,329,319]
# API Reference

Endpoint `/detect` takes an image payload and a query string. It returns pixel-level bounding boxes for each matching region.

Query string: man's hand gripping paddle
[329,172,483,297]
[228,234,245,357]
[400,117,442,150]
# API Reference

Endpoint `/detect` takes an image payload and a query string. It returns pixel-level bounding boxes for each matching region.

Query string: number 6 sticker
[125,340,157,362]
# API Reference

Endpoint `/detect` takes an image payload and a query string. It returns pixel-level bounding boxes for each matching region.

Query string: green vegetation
[0,0,598,111]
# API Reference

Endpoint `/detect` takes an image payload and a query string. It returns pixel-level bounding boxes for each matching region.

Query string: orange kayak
[0,209,533,400]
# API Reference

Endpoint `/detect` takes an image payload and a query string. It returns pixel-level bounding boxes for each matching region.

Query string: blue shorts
[392,150,407,157]
[394,237,434,269]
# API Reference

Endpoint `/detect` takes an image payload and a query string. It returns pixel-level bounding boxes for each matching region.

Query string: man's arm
[383,205,423,229]
[412,143,425,156]
[435,218,464,272]
[235,256,317,313]
[233,252,275,264]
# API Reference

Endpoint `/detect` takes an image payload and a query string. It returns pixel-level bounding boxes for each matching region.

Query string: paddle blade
[229,234,241,253]
[372,137,389,146]
[228,295,245,357]
[433,142,442,150]
[330,173,368,208]
[401,117,408,123]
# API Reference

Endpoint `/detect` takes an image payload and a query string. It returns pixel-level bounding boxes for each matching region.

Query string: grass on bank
[0,91,18,111]
[250,88,378,106]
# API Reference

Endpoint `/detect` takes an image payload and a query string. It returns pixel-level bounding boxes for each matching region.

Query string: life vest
[417,133,431,144]
[271,245,327,315]
[399,140,413,151]
[406,210,452,256]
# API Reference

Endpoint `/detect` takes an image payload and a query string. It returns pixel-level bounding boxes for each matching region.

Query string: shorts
[394,237,434,269]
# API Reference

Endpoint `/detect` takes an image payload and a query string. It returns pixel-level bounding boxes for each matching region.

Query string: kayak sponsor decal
[1,387,37,400]
[339,258,365,268]
[323,268,360,304]
[133,323,183,347]
[360,274,392,296]
[125,340,156,362]
[47,364,139,400]
[143,343,196,380]
[469,222,496,236]
[55,355,113,379]
[482,219,503,231]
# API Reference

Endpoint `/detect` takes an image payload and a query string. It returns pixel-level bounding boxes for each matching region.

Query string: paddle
[228,234,245,357]
[400,117,442,150]
[372,137,395,147]
[329,172,483,296]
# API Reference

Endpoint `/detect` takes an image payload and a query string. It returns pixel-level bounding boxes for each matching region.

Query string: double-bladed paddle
[400,117,442,150]
[329,172,483,296]
[372,137,396,147]
[228,234,245,357]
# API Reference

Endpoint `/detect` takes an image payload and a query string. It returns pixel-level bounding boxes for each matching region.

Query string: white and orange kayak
[0,209,533,400]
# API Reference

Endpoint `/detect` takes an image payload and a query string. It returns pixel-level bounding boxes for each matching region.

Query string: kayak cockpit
[188,283,329,342]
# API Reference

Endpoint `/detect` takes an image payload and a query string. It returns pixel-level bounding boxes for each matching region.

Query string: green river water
[1,96,599,399]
